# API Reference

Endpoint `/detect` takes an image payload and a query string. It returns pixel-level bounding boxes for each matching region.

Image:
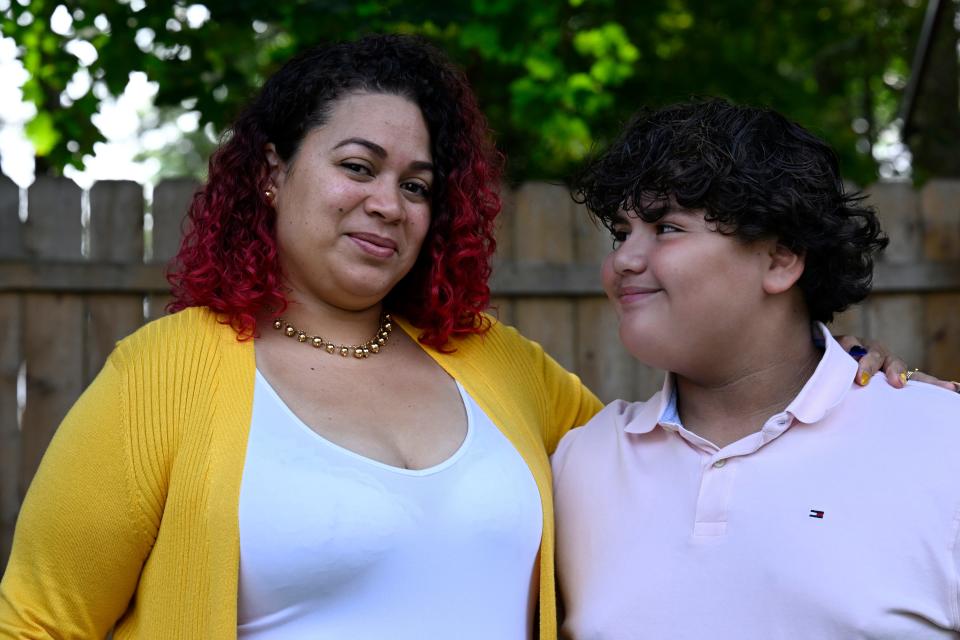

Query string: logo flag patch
[809,510,825,519]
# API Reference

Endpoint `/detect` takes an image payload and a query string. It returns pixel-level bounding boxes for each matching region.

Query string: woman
[553,99,960,638]
[0,37,914,639]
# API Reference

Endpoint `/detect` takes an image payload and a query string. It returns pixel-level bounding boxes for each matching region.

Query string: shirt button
[713,459,726,468]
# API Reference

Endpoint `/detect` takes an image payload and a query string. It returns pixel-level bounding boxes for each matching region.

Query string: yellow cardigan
[0,307,601,639]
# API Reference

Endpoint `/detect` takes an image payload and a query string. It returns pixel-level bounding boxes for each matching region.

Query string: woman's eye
[342,162,372,176]
[402,181,431,198]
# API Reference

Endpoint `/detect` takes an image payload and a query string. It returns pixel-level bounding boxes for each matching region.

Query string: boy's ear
[762,241,805,295]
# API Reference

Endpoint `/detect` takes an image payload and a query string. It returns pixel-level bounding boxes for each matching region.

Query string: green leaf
[25,111,61,156]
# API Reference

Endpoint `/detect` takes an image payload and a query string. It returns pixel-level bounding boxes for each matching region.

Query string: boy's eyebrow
[662,208,696,218]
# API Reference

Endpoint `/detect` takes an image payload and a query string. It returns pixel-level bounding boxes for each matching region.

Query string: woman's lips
[348,232,397,259]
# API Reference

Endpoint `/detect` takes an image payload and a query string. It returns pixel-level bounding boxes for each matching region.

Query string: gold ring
[905,368,920,381]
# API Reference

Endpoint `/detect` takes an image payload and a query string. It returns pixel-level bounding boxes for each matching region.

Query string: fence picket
[512,183,577,370]
[0,176,21,569]
[85,181,145,385]
[20,177,85,499]
[921,180,960,379]
[921,180,960,262]
[0,295,21,568]
[147,178,198,320]
[0,176,22,259]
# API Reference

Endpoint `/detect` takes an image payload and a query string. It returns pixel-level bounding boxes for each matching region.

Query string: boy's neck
[673,316,823,449]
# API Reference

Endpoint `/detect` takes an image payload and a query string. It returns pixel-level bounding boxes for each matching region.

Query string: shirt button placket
[692,456,735,538]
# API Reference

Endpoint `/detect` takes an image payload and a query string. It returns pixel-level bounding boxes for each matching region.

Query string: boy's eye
[656,223,681,234]
[611,230,628,249]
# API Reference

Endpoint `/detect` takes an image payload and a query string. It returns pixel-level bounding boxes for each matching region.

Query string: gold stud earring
[264,187,275,200]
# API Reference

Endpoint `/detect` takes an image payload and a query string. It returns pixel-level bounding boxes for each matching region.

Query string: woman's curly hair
[572,98,888,323]
[168,34,502,348]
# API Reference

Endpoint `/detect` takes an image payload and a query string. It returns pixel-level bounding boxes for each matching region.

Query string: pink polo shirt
[553,327,960,639]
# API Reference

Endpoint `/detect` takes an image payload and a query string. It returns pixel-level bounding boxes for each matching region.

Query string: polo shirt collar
[783,322,858,425]
[621,322,858,434]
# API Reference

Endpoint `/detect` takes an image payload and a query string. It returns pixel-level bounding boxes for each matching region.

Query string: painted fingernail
[859,372,870,387]
[899,372,907,385]
[848,345,868,361]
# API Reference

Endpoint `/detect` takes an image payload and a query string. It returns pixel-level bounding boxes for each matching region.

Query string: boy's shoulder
[553,394,663,467]
[850,376,960,434]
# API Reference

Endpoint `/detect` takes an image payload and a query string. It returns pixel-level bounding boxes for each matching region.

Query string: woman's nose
[364,179,404,223]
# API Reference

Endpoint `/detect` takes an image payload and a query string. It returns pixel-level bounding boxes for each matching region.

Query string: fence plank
[0,177,20,571]
[866,182,921,264]
[924,293,960,380]
[571,198,642,402]
[512,183,577,370]
[572,200,610,265]
[495,182,516,263]
[488,297,514,325]
[20,177,84,497]
[0,176,21,259]
[0,294,21,570]
[865,294,926,371]
[829,303,868,341]
[85,181,145,385]
[921,180,960,261]
[919,180,960,380]
[21,294,86,495]
[516,299,577,371]
[511,182,575,262]
[575,298,636,403]
[152,178,197,264]
[24,177,82,259]
[488,185,517,326]
[148,178,197,320]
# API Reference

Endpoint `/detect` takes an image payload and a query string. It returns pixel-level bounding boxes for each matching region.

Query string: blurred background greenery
[2,0,958,185]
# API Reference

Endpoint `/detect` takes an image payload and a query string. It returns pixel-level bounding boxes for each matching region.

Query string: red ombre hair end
[168,35,502,349]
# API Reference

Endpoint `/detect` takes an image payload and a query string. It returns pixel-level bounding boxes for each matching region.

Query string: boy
[553,99,960,638]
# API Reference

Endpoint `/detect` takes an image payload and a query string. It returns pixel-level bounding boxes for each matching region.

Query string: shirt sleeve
[0,355,157,638]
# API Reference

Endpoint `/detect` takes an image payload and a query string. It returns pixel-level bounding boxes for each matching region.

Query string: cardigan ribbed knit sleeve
[0,308,242,639]
[0,354,156,637]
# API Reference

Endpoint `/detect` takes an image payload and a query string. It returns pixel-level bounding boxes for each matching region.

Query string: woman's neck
[262,296,386,347]
[674,318,823,449]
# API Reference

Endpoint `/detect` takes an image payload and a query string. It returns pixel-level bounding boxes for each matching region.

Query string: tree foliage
[1,0,929,184]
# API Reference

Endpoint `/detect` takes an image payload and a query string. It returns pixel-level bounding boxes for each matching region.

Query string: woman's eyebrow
[332,137,433,172]
[333,137,387,157]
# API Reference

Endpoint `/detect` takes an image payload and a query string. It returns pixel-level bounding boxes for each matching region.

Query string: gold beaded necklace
[272,313,392,359]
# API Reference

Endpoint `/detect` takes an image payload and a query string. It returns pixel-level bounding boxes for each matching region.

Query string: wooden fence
[1,175,960,570]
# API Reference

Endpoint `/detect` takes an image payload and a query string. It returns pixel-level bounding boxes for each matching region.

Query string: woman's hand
[835,334,960,392]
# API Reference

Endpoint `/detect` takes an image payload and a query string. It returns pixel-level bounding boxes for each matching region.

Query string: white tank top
[237,370,543,639]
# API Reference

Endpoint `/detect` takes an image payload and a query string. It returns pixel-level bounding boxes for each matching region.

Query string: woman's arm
[538,349,604,454]
[0,357,156,638]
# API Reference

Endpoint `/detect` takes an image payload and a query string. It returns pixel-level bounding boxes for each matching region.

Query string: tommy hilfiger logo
[809,510,825,519]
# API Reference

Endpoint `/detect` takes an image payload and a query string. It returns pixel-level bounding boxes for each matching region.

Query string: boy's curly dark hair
[572,98,888,323]
[169,34,502,348]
